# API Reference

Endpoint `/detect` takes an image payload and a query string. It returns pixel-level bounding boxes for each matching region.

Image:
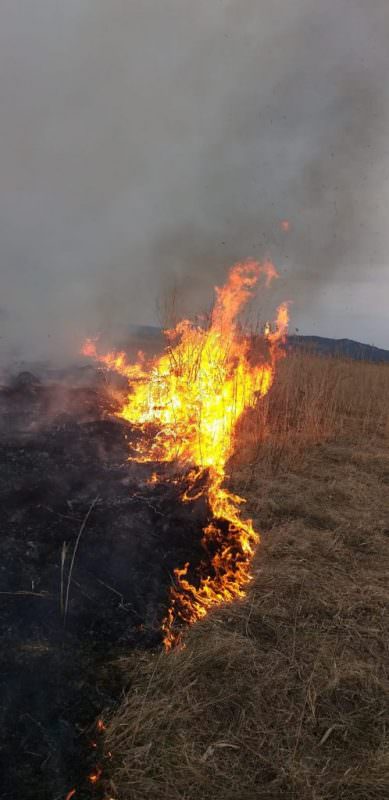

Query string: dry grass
[235,351,389,473]
[106,354,389,800]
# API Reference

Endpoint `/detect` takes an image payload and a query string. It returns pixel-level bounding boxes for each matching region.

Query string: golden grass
[106,354,389,800]
[234,351,389,473]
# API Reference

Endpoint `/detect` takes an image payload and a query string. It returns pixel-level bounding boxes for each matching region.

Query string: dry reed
[106,353,389,800]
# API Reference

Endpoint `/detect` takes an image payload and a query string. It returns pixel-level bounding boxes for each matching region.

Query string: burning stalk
[82,260,288,648]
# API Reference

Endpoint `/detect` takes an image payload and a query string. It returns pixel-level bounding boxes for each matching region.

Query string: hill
[288,335,389,363]
[127,326,389,363]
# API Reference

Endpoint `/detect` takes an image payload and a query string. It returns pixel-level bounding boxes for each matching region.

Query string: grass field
[106,353,389,800]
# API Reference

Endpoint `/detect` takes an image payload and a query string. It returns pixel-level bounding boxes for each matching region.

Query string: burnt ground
[0,373,209,800]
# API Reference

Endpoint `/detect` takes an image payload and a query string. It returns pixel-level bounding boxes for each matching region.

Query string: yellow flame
[82,260,288,648]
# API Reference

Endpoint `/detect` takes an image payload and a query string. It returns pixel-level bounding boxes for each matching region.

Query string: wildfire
[82,260,288,648]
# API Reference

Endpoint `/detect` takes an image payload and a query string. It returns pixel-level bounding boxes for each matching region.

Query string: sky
[0,0,388,364]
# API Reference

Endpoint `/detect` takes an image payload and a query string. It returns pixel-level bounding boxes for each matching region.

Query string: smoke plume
[0,0,388,364]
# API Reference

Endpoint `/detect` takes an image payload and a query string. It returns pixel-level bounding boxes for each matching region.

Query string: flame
[82,260,288,648]
[89,766,103,784]
[81,338,147,381]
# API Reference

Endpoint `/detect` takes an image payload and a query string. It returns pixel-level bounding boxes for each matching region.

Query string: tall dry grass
[234,352,389,474]
[106,354,389,800]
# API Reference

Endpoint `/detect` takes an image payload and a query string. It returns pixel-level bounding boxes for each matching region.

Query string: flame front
[83,260,288,648]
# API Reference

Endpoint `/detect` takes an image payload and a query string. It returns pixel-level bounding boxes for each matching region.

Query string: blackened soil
[0,380,209,800]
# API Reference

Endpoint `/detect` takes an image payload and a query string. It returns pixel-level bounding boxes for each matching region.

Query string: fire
[81,338,147,381]
[82,260,288,648]
[89,766,103,784]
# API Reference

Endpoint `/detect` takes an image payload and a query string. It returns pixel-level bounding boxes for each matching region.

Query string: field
[106,353,389,800]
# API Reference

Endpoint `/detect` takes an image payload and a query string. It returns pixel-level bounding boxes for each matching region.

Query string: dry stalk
[63,496,99,626]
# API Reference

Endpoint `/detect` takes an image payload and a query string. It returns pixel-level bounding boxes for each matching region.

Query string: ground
[105,355,389,800]
[0,377,211,799]
[1,356,388,800]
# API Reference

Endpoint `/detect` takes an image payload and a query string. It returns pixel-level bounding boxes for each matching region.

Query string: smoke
[0,0,388,364]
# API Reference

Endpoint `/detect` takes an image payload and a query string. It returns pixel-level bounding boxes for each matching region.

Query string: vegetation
[106,353,389,800]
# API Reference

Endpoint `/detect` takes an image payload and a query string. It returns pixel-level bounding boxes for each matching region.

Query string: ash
[0,371,207,800]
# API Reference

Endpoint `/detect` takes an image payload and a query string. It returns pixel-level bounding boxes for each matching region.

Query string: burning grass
[83,260,289,649]
[105,353,389,800]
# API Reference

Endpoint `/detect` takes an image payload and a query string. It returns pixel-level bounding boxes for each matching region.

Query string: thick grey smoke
[0,0,388,365]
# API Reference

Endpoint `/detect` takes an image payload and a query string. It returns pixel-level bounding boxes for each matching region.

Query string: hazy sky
[0,1,388,364]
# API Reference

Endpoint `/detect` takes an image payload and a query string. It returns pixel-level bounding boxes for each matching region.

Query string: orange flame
[81,338,147,381]
[82,260,288,648]
[89,766,103,784]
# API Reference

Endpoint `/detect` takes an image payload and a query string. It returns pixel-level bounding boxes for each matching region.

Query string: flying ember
[82,260,288,648]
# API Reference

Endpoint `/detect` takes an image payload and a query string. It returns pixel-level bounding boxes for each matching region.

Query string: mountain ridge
[127,325,389,363]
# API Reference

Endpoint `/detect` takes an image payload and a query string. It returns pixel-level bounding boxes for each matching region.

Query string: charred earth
[0,372,208,799]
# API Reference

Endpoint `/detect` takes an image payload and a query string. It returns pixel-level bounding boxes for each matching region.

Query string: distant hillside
[128,326,389,364]
[128,325,163,340]
[287,335,389,363]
